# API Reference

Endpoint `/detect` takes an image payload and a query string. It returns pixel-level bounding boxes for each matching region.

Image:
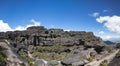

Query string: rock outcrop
[0,26,104,47]
[0,26,106,66]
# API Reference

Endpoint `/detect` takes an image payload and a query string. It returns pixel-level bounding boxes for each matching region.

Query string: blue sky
[0,0,120,42]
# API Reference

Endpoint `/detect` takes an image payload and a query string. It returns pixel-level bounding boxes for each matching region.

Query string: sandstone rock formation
[0,26,104,47]
[0,26,107,66]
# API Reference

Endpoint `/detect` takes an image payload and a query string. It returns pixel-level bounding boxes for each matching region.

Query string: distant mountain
[104,40,115,45]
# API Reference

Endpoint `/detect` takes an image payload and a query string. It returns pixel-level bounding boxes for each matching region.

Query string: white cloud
[64,29,70,32]
[0,19,41,32]
[0,20,13,32]
[15,25,26,30]
[15,19,40,31]
[98,31,104,35]
[89,12,99,17]
[101,35,120,42]
[27,19,40,28]
[101,35,111,41]
[96,15,120,34]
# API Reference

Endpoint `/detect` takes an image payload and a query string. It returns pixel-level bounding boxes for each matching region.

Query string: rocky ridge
[0,26,109,66]
[0,26,104,47]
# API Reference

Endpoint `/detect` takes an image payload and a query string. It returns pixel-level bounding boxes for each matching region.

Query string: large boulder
[47,60,59,66]
[35,59,47,66]
[61,48,95,66]
[72,59,89,66]
[61,53,86,65]
[72,61,84,66]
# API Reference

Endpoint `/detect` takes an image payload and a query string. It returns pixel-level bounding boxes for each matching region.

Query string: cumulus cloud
[101,36,111,40]
[96,15,120,34]
[28,19,40,28]
[15,25,26,30]
[0,20,13,32]
[64,29,70,32]
[15,19,40,31]
[89,12,99,17]
[0,19,40,32]
[98,31,104,35]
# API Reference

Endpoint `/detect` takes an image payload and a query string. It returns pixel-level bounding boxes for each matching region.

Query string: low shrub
[87,56,95,62]
[100,60,107,66]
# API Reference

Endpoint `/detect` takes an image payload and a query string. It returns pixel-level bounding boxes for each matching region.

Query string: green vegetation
[24,57,36,66]
[18,45,77,65]
[35,45,78,52]
[33,45,79,61]
[33,52,70,61]
[0,51,6,62]
[87,56,95,62]
[0,46,7,66]
[20,63,26,66]
[18,45,81,65]
[18,50,36,66]
[100,60,107,66]
[116,52,120,57]
[35,45,64,52]
[0,39,5,42]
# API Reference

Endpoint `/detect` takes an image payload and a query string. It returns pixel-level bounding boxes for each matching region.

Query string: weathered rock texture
[0,26,106,66]
[0,26,104,47]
